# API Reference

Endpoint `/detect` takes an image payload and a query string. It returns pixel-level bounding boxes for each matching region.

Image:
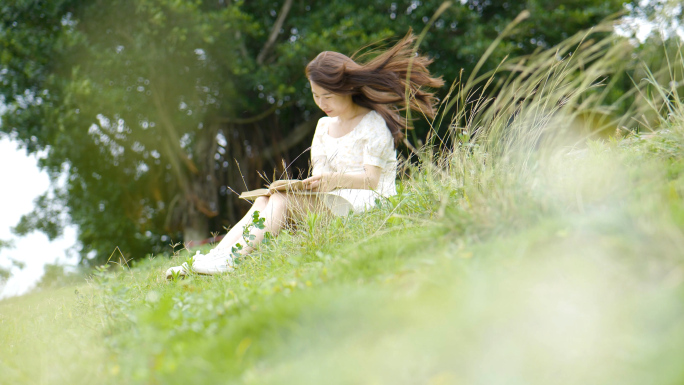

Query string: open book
[239,179,316,201]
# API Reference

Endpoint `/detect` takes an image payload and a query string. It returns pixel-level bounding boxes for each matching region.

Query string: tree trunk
[182,209,210,245]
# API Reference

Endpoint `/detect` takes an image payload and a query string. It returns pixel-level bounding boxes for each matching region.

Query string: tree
[0,0,628,264]
[0,239,14,285]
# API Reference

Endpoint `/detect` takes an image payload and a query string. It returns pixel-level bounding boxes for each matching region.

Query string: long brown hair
[305,30,444,146]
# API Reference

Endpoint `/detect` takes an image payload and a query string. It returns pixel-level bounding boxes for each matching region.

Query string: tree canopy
[0,0,628,264]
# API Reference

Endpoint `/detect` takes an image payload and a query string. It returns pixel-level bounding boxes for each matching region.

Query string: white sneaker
[190,250,207,262]
[165,250,208,279]
[165,262,192,279]
[192,247,234,275]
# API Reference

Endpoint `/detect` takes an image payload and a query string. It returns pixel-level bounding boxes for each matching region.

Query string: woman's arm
[302,165,381,191]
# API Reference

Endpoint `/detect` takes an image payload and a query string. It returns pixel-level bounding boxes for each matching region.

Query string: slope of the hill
[3,128,684,385]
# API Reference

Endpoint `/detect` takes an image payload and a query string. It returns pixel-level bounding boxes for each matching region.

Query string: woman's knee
[254,196,269,209]
[268,193,288,209]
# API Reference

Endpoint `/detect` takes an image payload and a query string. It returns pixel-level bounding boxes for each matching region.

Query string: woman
[166,32,443,278]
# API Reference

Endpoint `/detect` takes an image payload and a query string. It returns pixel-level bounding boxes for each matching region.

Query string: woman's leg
[184,193,322,275]
[221,193,320,256]
[233,192,290,255]
[213,196,269,250]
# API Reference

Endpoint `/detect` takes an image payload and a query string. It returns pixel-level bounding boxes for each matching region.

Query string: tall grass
[410,22,668,236]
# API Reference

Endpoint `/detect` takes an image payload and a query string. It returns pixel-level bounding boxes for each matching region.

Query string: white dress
[310,110,398,216]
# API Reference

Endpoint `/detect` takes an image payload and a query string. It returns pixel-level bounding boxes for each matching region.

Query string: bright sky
[0,136,78,299]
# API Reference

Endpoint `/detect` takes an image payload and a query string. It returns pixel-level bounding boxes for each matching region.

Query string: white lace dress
[310,110,398,215]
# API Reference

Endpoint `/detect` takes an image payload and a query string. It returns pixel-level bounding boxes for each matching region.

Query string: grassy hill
[2,29,684,385]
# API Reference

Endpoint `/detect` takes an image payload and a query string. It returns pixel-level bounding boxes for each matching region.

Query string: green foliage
[12,191,66,241]
[0,240,15,283]
[231,210,266,264]
[0,238,12,251]
[9,258,25,270]
[33,263,86,290]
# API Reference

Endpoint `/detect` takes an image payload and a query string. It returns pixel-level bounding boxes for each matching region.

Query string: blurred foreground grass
[0,285,108,384]
[3,28,684,384]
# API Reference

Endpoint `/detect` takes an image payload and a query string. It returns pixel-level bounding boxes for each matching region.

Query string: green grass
[3,28,684,384]
[0,285,109,384]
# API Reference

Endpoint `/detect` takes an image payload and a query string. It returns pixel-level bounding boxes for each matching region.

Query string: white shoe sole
[192,261,233,275]
[165,262,191,279]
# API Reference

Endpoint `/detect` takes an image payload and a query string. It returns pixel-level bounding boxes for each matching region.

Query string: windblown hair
[305,30,444,146]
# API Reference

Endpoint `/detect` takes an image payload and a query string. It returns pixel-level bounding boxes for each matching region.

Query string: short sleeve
[311,117,331,176]
[311,117,329,159]
[362,113,394,168]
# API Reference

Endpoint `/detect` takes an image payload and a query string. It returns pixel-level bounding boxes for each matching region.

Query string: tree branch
[149,82,199,175]
[256,0,293,66]
[235,30,250,61]
[215,101,294,124]
[259,113,323,160]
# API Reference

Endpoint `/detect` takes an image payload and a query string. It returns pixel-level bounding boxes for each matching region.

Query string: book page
[238,188,271,201]
[240,179,317,201]
[269,179,305,192]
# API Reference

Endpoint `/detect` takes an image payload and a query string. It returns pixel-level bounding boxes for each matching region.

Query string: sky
[0,136,78,299]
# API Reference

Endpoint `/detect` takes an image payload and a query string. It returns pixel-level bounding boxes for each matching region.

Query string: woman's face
[310,81,354,118]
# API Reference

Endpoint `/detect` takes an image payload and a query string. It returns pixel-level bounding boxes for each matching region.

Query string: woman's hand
[302,173,339,192]
[303,166,381,192]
